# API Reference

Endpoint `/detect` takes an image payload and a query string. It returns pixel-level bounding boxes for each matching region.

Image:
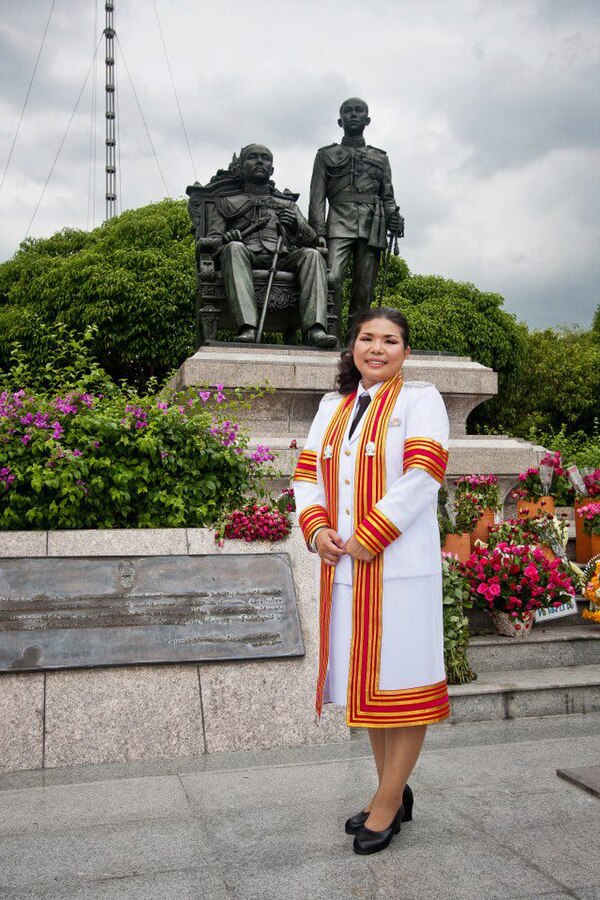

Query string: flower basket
[453,476,499,552]
[576,502,600,565]
[517,496,555,519]
[582,558,600,625]
[490,609,535,638]
[464,542,576,640]
[441,532,471,562]
[574,498,593,563]
[470,508,495,551]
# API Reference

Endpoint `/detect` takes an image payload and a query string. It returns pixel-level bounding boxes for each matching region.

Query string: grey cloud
[504,268,599,329]
[441,64,599,177]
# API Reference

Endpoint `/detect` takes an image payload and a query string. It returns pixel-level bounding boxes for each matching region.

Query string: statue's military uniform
[207,185,329,336]
[309,136,398,330]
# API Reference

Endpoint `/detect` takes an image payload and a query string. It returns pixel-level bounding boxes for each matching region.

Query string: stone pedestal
[171,345,545,508]
[0,527,348,772]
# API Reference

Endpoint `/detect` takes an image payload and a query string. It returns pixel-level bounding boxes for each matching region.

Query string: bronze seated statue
[186,144,338,347]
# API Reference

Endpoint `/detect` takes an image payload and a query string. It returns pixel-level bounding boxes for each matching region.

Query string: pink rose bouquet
[576,502,600,537]
[454,474,500,511]
[464,542,576,619]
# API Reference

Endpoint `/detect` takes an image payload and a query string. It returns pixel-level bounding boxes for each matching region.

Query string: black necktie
[349,393,371,439]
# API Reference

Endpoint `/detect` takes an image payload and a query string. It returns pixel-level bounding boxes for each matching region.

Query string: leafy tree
[492,326,600,439]
[592,303,600,341]
[0,200,196,386]
[377,257,528,432]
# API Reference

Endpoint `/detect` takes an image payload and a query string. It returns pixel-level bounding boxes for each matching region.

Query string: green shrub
[374,258,528,432]
[442,554,476,685]
[529,424,600,471]
[0,200,196,387]
[483,326,600,440]
[0,384,274,530]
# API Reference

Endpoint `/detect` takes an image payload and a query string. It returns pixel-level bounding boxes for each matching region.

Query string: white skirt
[323,573,446,706]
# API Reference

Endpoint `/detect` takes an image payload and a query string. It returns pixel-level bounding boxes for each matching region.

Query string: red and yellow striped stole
[293,449,318,484]
[403,438,448,484]
[313,391,357,711]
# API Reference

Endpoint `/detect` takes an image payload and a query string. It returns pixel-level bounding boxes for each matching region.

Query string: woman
[293,308,450,855]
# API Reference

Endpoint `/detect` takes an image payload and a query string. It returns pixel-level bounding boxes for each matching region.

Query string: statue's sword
[376,206,403,307]
[213,216,271,258]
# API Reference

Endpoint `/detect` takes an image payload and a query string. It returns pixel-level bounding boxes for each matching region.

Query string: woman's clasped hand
[314,529,374,564]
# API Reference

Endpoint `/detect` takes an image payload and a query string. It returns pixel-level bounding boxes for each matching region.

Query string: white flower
[323,444,333,459]
[365,442,376,456]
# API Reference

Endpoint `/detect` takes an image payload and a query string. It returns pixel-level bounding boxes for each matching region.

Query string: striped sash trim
[293,449,318,484]
[403,437,448,484]
[298,505,330,544]
[315,391,356,715]
[354,507,401,556]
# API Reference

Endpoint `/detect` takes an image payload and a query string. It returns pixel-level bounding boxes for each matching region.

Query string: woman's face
[352,317,410,389]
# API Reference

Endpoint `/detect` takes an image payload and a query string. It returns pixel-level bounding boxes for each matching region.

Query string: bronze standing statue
[309,98,404,336]
[206,144,337,348]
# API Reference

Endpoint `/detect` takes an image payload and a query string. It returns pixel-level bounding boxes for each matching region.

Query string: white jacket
[293,381,449,581]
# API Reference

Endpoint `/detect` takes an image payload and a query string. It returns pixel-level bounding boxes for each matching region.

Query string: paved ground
[0,713,599,900]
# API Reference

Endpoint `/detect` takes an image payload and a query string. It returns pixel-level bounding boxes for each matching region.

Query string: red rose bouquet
[464,542,576,620]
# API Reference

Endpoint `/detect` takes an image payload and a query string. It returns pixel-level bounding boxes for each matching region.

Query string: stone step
[467,625,600,673]
[448,663,600,723]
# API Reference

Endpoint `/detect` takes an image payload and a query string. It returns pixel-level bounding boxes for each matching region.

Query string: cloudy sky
[0,0,598,328]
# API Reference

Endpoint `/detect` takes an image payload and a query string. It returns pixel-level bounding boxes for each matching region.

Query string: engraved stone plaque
[0,554,304,672]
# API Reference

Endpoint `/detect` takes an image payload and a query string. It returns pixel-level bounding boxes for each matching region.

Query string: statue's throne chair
[186,162,337,345]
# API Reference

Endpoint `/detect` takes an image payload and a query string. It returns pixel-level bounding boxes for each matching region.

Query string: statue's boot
[304,326,337,349]
[237,326,258,342]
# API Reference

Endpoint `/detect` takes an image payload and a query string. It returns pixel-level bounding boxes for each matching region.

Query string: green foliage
[0,322,115,397]
[0,384,274,530]
[0,200,196,387]
[488,326,600,439]
[529,424,600,471]
[592,303,600,339]
[373,257,528,431]
[442,555,476,685]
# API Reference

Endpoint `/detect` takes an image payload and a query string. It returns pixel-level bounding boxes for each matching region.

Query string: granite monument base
[0,528,348,773]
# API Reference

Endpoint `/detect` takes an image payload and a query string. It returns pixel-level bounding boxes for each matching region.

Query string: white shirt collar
[358,380,382,400]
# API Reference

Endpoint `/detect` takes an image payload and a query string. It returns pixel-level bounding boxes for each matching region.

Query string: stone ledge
[467,627,600,673]
[46,528,189,557]
[469,626,599,646]
[0,527,308,559]
[448,664,600,723]
[0,532,47,558]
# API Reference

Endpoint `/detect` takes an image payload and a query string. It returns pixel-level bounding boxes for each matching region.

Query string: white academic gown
[294,378,450,724]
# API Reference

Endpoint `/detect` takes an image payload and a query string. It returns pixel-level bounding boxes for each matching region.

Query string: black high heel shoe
[353,804,404,855]
[344,783,413,835]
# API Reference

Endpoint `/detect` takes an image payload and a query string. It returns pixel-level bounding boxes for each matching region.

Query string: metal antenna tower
[104,1,117,220]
